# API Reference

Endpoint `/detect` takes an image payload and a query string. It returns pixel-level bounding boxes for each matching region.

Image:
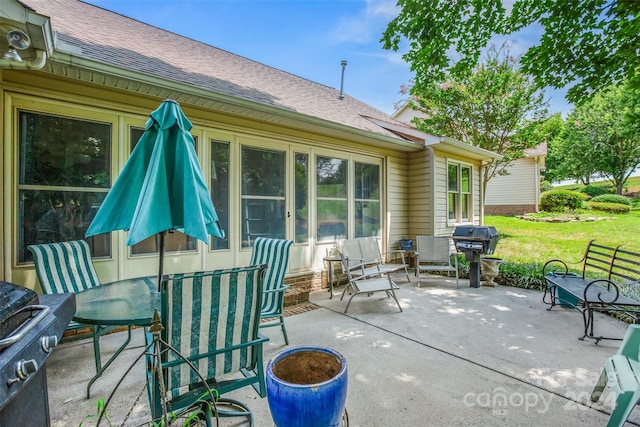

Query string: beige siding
[485,158,539,207]
[394,106,426,123]
[2,75,417,289]
[432,149,484,235]
[407,147,433,240]
[386,153,410,250]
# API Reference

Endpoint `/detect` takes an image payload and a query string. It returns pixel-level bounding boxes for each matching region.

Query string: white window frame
[447,160,473,225]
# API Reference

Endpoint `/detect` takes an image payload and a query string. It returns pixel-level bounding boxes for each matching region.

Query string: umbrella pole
[158,231,166,291]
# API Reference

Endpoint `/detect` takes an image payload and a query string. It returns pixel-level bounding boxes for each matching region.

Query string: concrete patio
[47,275,638,426]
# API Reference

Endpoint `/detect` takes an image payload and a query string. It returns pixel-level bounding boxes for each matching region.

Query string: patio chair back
[250,237,293,344]
[591,324,640,427]
[149,265,268,421]
[415,236,459,288]
[28,240,100,294]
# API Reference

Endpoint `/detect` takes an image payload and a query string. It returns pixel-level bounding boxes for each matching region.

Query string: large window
[129,127,197,255]
[354,162,380,237]
[18,111,111,263]
[241,146,286,247]
[316,156,348,242]
[448,162,472,223]
[211,140,230,250]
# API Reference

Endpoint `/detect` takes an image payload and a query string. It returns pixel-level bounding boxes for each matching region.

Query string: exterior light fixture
[3,29,31,63]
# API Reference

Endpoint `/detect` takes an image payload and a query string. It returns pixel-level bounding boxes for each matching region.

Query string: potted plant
[266,346,348,427]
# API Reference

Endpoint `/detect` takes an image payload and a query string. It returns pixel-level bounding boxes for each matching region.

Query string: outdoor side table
[74,276,159,399]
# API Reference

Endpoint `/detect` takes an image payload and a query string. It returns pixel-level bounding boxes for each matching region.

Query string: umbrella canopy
[86,100,224,282]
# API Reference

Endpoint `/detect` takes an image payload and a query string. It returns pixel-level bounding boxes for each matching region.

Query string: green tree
[547,82,640,191]
[566,82,640,194]
[407,45,548,199]
[545,115,599,185]
[381,0,640,104]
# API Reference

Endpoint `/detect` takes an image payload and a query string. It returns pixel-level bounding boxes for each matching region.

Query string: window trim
[446,160,474,225]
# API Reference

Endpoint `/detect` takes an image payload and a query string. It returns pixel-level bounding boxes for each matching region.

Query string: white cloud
[328,0,398,45]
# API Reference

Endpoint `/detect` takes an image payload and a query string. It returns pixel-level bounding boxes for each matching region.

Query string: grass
[485,213,640,264]
[554,175,640,194]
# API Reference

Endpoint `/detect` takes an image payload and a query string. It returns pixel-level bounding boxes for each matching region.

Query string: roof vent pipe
[339,60,347,100]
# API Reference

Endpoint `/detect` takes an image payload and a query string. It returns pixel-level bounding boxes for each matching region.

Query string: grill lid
[0,282,39,341]
[452,225,499,241]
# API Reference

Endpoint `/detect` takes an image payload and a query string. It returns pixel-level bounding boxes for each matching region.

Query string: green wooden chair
[592,324,640,426]
[250,237,293,345]
[147,265,268,425]
[28,240,132,397]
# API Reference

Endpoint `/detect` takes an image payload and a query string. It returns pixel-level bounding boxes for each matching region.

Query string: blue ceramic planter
[266,346,348,427]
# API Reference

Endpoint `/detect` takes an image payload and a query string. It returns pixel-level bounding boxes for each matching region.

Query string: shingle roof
[21,0,414,141]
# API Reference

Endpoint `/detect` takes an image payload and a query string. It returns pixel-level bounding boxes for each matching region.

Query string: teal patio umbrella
[86,99,224,288]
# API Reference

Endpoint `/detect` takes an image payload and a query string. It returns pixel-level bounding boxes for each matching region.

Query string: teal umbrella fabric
[86,100,224,281]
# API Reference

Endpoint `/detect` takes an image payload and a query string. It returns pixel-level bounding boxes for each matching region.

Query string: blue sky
[84,0,572,116]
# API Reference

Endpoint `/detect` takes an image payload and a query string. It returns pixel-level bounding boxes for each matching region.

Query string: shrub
[540,180,554,192]
[495,261,545,290]
[590,194,632,206]
[540,190,588,212]
[580,185,609,198]
[586,201,631,213]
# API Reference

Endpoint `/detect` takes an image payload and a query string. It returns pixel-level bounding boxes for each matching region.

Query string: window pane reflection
[295,153,308,244]
[18,111,111,263]
[241,147,286,247]
[211,141,230,250]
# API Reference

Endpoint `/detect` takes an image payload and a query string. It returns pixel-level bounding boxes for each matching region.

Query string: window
[354,162,380,237]
[129,127,197,255]
[316,156,347,242]
[210,140,230,250]
[241,146,286,247]
[294,153,309,244]
[18,111,111,263]
[448,162,472,223]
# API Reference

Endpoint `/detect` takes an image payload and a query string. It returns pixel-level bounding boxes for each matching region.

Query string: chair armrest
[381,249,407,263]
[263,285,290,294]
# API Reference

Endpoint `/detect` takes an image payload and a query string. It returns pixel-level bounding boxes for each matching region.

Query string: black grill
[0,282,75,426]
[452,226,500,288]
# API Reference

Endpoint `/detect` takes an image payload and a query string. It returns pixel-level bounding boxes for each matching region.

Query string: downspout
[0,49,47,70]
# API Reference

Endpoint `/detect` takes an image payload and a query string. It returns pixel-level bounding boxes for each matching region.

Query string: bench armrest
[543,259,571,277]
[584,279,620,304]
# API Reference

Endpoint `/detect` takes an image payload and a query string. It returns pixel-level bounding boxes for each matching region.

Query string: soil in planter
[272,351,341,385]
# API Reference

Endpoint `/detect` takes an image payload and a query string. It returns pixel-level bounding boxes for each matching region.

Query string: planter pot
[266,346,348,427]
[480,257,503,287]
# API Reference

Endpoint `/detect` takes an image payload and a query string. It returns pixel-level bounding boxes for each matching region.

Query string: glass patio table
[74,276,160,399]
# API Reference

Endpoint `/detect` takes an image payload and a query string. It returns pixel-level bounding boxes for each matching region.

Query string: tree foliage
[381,0,640,104]
[548,81,640,193]
[407,45,549,198]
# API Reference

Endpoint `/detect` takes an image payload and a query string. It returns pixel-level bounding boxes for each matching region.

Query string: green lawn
[485,213,640,265]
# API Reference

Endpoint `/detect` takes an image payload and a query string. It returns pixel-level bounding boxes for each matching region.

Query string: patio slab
[47,276,638,426]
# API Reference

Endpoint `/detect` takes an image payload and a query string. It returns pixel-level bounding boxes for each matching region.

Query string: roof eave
[45,51,422,153]
[431,136,503,162]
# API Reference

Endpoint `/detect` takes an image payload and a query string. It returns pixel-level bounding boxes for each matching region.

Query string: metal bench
[543,240,640,343]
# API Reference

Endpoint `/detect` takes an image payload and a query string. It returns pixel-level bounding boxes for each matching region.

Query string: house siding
[1,77,409,291]
[485,157,540,215]
[432,150,483,236]
[387,153,410,249]
[407,147,433,239]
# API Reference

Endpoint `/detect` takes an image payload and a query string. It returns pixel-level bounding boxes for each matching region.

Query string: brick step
[284,287,310,307]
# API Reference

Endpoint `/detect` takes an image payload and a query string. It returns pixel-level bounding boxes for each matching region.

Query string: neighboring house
[484,143,547,215]
[0,0,499,292]
[394,102,545,216]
